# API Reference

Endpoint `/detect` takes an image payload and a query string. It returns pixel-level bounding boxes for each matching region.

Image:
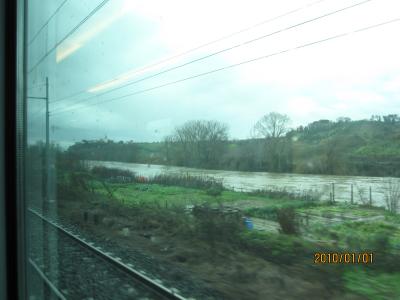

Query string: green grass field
[90,180,320,211]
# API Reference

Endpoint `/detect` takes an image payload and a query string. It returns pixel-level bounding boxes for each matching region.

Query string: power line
[28,0,111,74]
[52,0,329,103]
[28,0,68,46]
[51,0,372,110]
[51,17,400,116]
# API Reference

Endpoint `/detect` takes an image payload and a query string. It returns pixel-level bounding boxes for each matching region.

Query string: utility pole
[45,77,50,207]
[28,77,50,205]
[45,77,49,166]
[28,77,59,294]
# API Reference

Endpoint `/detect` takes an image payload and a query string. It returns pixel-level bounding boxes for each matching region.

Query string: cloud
[146,118,173,137]
[383,74,400,92]
[287,97,323,117]
[335,91,385,105]
[28,0,400,144]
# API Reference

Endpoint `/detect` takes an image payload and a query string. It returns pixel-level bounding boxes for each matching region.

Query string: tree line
[54,113,400,177]
[162,113,295,172]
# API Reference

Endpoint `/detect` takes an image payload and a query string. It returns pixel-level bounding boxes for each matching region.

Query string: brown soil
[57,199,363,300]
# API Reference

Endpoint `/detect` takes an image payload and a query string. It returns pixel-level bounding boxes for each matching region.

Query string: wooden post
[351,184,353,204]
[332,183,335,203]
[369,187,372,206]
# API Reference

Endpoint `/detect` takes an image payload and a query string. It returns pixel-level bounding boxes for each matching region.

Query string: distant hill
[285,119,400,176]
[63,117,400,177]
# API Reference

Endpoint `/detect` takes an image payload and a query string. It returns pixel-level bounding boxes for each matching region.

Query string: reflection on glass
[26,0,400,299]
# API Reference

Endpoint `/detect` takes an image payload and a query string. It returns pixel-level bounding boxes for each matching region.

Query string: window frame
[1,0,28,299]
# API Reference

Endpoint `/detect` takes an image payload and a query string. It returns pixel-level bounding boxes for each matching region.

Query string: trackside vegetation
[49,159,400,299]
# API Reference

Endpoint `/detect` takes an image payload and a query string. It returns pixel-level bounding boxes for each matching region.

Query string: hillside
[63,117,400,177]
[287,119,400,176]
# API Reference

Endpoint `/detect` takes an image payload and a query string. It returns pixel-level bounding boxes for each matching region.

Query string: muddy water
[87,160,398,207]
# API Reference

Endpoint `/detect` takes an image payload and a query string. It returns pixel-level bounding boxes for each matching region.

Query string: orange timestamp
[314,252,374,264]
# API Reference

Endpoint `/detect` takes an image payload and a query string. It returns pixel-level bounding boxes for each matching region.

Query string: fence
[226,182,379,206]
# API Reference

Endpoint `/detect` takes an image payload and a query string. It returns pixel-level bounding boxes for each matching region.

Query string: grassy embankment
[58,167,400,299]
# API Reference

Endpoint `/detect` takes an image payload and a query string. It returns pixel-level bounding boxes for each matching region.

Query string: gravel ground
[28,207,222,300]
[28,212,164,300]
[27,260,53,300]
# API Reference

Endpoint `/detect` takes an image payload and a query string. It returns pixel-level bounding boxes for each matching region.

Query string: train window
[23,0,400,299]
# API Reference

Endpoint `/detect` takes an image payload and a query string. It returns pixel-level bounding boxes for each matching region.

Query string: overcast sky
[27,0,400,146]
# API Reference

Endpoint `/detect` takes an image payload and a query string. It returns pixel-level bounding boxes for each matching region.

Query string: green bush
[344,269,400,300]
[206,185,223,197]
[239,231,311,264]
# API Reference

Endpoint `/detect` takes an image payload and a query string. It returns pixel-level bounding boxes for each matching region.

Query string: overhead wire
[51,17,400,116]
[28,0,68,46]
[53,0,328,103]
[28,0,111,74]
[51,0,373,111]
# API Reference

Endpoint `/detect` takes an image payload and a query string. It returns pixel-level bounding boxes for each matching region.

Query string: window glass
[26,1,400,299]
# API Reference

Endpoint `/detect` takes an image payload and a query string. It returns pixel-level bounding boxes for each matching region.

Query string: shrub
[91,166,135,180]
[124,202,192,233]
[193,204,243,245]
[368,233,390,253]
[344,269,400,299]
[248,187,322,202]
[354,184,369,205]
[276,207,298,235]
[245,206,277,220]
[145,174,224,191]
[206,185,223,197]
[239,231,311,264]
[57,171,94,202]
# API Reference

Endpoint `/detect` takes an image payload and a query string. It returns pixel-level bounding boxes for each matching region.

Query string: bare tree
[384,179,400,213]
[252,112,290,171]
[252,112,290,139]
[165,120,229,168]
[162,134,175,164]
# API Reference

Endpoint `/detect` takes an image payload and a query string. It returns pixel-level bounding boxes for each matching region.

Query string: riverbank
[86,160,399,208]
